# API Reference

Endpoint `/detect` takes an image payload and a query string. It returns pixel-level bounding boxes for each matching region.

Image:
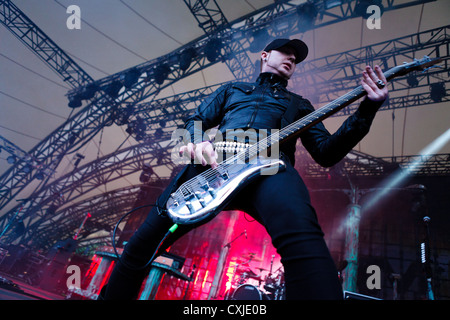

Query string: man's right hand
[179,141,218,169]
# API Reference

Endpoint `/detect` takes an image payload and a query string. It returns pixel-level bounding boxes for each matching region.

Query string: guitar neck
[278,85,366,143]
[277,66,403,144]
[232,58,437,162]
[243,85,366,162]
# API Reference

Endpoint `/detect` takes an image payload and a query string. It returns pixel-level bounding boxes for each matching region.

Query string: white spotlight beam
[363,128,450,212]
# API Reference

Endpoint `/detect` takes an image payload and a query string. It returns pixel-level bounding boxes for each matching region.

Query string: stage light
[135,133,147,141]
[154,128,164,139]
[204,38,223,62]
[73,153,85,168]
[35,171,45,180]
[68,94,82,108]
[407,73,419,87]
[104,80,123,98]
[126,116,146,140]
[80,83,99,100]
[154,63,171,85]
[7,155,16,164]
[121,68,141,89]
[296,2,318,31]
[159,119,167,128]
[22,164,32,173]
[249,29,271,53]
[139,164,154,183]
[113,109,131,125]
[179,48,197,71]
[430,82,446,102]
[68,132,79,145]
[110,105,133,126]
[125,121,135,135]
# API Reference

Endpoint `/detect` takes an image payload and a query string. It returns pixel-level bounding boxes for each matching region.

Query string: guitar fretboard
[258,65,404,152]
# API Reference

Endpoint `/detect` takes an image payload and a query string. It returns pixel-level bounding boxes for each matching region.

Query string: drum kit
[225,253,285,300]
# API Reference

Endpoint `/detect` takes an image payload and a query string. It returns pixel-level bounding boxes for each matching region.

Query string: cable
[53,0,148,61]
[119,0,183,46]
[111,203,178,271]
[0,90,67,120]
[0,53,70,90]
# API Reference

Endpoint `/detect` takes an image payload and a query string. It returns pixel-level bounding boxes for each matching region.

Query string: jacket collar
[256,72,288,88]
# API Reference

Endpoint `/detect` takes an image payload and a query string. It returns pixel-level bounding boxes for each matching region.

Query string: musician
[100,38,388,300]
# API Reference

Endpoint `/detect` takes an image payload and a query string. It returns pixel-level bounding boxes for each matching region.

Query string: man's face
[261,46,297,80]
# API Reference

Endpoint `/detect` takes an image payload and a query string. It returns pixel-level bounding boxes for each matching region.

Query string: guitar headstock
[388,56,443,78]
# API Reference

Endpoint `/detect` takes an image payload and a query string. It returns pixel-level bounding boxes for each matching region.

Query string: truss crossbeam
[0,0,93,88]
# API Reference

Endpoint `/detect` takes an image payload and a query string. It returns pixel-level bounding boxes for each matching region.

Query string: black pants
[101,160,343,300]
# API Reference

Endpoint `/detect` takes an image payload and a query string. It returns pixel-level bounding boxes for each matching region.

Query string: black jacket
[184,72,383,167]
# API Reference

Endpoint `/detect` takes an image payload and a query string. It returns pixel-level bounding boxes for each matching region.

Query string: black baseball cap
[263,38,308,64]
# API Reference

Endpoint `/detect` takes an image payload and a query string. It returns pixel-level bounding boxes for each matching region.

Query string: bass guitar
[166,56,441,225]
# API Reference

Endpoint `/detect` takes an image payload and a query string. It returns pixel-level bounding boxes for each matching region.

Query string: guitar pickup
[170,193,181,207]
[220,171,229,181]
[194,191,207,208]
[184,193,195,202]
[184,193,196,212]
[198,198,206,208]
[208,187,217,198]
[185,201,195,213]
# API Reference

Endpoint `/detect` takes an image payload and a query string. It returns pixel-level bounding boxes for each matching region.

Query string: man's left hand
[361,65,389,102]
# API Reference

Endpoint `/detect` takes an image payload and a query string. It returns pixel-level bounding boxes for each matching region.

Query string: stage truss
[0,0,448,254]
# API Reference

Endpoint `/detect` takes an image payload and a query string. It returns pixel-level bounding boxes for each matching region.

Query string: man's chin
[280,72,291,80]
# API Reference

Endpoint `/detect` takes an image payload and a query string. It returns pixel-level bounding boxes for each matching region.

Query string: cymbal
[240,252,262,262]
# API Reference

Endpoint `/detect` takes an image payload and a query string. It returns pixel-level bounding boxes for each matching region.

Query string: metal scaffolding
[0,0,438,213]
[0,0,448,253]
[0,0,93,88]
